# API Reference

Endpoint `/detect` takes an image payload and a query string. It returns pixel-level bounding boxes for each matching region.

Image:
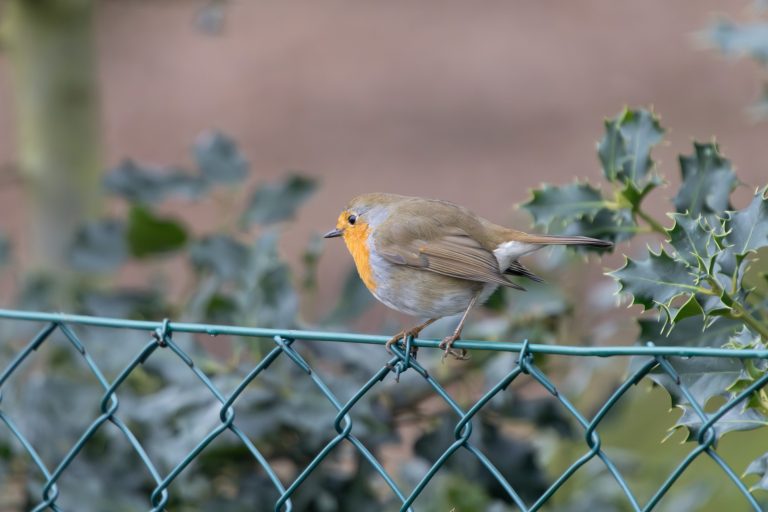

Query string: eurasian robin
[324,193,612,359]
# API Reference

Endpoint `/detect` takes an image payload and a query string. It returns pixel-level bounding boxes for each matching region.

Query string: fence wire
[1,309,767,511]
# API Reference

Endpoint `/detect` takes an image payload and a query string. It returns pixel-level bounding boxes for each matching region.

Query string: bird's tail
[520,233,613,248]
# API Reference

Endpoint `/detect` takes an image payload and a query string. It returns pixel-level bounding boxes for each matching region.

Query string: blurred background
[1,1,767,511]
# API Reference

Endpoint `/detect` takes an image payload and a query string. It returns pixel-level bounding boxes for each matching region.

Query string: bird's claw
[439,334,470,361]
[385,329,421,358]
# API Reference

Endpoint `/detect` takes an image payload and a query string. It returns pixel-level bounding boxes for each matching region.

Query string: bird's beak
[323,228,344,238]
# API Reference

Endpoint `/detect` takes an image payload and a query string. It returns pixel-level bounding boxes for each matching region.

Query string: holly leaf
[674,401,768,441]
[674,142,737,218]
[636,314,742,349]
[522,181,634,247]
[189,234,250,280]
[241,174,318,226]
[726,326,765,350]
[724,328,768,412]
[610,248,701,314]
[723,187,768,259]
[634,317,744,410]
[617,176,662,210]
[194,131,249,184]
[665,213,721,270]
[597,108,664,186]
[630,316,743,407]
[745,452,768,492]
[238,230,298,328]
[68,219,127,272]
[562,206,637,246]
[127,206,189,258]
[522,181,607,228]
[632,317,764,441]
[104,159,207,203]
[707,19,768,63]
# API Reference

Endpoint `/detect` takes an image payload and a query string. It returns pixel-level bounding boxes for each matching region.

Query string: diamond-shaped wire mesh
[1,309,768,511]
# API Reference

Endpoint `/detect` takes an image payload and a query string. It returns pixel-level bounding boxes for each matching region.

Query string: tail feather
[520,234,613,248]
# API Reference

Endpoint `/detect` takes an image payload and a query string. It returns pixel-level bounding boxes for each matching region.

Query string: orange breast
[343,222,377,292]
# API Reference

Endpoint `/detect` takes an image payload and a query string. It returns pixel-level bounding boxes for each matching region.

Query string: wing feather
[377,232,525,290]
[505,260,544,283]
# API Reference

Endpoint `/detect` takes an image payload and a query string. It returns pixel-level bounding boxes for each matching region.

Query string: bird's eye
[347,214,357,225]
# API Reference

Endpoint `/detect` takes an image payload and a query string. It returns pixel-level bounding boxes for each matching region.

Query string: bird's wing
[376,226,525,290]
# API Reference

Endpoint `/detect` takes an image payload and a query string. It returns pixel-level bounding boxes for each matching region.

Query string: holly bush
[524,106,768,495]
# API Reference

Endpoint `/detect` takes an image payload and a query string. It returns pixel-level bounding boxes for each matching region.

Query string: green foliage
[322,267,375,326]
[674,142,737,219]
[597,107,664,185]
[704,12,768,116]
[103,130,249,204]
[127,206,189,258]
[523,106,768,494]
[241,173,318,226]
[104,159,207,203]
[68,219,127,272]
[194,131,250,184]
[745,451,768,491]
[612,188,768,333]
[522,107,667,246]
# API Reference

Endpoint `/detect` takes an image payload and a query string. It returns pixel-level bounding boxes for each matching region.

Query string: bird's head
[323,193,401,241]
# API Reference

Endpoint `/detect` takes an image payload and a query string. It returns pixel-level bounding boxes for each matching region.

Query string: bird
[324,193,612,359]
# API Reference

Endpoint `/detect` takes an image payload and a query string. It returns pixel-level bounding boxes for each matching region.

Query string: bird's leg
[385,317,438,357]
[439,295,478,361]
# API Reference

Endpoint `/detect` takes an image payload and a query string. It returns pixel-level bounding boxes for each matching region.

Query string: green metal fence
[1,308,767,511]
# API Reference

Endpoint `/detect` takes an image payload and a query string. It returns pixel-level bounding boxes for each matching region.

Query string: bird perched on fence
[324,193,612,359]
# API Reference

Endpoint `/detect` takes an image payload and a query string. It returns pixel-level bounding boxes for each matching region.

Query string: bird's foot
[385,327,422,358]
[439,333,469,361]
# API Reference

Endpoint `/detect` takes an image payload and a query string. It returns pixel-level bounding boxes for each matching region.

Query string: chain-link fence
[1,309,767,511]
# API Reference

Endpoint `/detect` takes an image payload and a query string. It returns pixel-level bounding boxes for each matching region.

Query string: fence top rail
[0,308,765,359]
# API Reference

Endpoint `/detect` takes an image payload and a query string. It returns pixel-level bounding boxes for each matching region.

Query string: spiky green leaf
[665,213,719,270]
[522,181,633,246]
[723,187,768,258]
[674,142,737,218]
[522,182,607,227]
[674,401,768,441]
[632,315,744,409]
[637,315,742,349]
[598,108,664,185]
[561,207,637,246]
[745,452,768,492]
[617,176,662,210]
[611,248,701,312]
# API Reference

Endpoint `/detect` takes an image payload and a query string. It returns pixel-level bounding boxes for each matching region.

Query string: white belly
[369,250,499,318]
